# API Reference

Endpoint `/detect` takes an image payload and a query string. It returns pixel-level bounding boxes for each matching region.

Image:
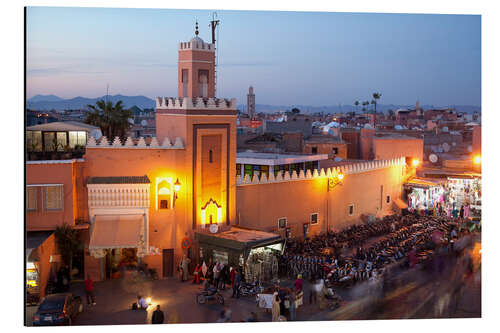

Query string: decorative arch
[200,198,222,226]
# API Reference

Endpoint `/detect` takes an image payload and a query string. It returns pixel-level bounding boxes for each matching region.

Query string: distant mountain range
[27,94,155,110]
[27,94,481,114]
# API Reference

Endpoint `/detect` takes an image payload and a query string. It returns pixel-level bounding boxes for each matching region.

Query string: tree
[85,99,133,140]
[372,92,381,126]
[354,100,359,112]
[387,109,395,119]
[54,224,81,278]
[291,107,301,114]
[362,101,369,113]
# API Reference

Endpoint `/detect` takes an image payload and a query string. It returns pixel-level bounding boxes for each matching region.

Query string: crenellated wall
[155,97,237,110]
[86,136,185,149]
[236,157,406,238]
[237,157,406,186]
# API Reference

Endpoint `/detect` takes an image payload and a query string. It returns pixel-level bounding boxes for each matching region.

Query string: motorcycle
[196,287,224,305]
[238,281,262,297]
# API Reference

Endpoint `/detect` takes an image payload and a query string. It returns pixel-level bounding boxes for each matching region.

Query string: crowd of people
[279,213,472,289]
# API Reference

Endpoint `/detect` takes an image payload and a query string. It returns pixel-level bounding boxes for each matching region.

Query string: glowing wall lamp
[328,172,344,191]
[173,178,181,207]
[411,158,420,168]
[473,154,481,165]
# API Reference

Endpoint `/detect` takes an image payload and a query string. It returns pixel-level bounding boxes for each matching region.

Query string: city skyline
[27,7,481,107]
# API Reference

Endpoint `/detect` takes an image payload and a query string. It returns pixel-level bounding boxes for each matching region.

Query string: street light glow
[473,155,481,165]
[337,173,344,181]
[412,159,420,167]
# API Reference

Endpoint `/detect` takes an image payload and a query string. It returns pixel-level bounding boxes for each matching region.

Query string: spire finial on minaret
[195,20,199,36]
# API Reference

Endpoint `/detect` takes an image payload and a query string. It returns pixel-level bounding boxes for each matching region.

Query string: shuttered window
[45,186,63,210]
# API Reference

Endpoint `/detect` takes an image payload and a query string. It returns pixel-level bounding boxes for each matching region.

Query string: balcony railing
[26,149,85,161]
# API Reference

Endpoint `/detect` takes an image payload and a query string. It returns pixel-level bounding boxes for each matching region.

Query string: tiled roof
[87,175,150,184]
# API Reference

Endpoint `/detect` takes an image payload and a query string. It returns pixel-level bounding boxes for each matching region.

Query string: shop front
[26,231,57,302]
[88,214,148,280]
[447,176,482,218]
[404,178,445,212]
[195,227,284,282]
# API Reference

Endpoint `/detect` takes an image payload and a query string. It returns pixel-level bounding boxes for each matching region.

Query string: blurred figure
[295,274,303,293]
[84,274,96,306]
[272,292,281,322]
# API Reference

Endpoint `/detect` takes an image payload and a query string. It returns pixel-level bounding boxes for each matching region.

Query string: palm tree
[85,99,133,140]
[362,101,369,113]
[372,92,381,126]
[55,223,81,279]
[354,100,359,113]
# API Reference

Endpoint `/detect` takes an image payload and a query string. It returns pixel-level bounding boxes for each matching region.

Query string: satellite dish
[334,157,342,162]
[443,143,450,152]
[468,145,473,152]
[452,142,456,147]
[141,119,147,126]
[429,154,438,163]
[209,224,218,234]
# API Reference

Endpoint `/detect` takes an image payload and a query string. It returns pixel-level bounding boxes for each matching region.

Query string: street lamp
[327,172,344,233]
[473,154,481,165]
[411,158,420,168]
[173,178,181,207]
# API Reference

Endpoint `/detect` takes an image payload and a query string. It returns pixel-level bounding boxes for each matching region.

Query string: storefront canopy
[26,231,54,262]
[89,215,144,250]
[404,178,443,189]
[195,227,283,253]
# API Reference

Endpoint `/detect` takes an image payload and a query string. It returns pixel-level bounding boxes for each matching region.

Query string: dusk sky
[26,7,481,107]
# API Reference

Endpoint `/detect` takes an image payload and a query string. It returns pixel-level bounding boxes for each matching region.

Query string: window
[27,131,42,152]
[331,147,338,155]
[236,164,241,176]
[69,131,87,148]
[56,132,67,151]
[27,187,37,211]
[199,69,209,97]
[285,228,291,239]
[43,132,55,152]
[160,200,169,209]
[158,184,171,210]
[311,146,318,154]
[209,149,213,163]
[386,195,391,204]
[278,217,287,229]
[182,69,189,97]
[310,213,319,225]
[45,186,63,210]
[348,204,354,216]
[244,164,253,178]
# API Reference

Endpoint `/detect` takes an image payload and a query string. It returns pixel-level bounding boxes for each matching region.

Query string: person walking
[288,289,296,321]
[181,255,191,282]
[232,268,241,298]
[213,262,221,289]
[84,274,96,306]
[151,305,165,324]
[272,292,281,322]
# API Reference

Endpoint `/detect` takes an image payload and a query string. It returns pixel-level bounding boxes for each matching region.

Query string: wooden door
[162,249,174,278]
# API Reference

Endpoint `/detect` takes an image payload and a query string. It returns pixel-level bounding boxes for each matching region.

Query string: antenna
[210,12,220,97]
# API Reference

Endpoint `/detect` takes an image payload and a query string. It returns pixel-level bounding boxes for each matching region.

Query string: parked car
[33,293,83,326]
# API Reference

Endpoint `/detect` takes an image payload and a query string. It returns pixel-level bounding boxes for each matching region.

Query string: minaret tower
[155,21,237,231]
[247,86,255,119]
[177,21,216,99]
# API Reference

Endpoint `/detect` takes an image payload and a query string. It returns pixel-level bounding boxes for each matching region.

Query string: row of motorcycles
[196,280,263,305]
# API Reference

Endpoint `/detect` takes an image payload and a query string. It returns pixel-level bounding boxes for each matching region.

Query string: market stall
[404,178,445,212]
[195,226,284,282]
[447,176,482,217]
